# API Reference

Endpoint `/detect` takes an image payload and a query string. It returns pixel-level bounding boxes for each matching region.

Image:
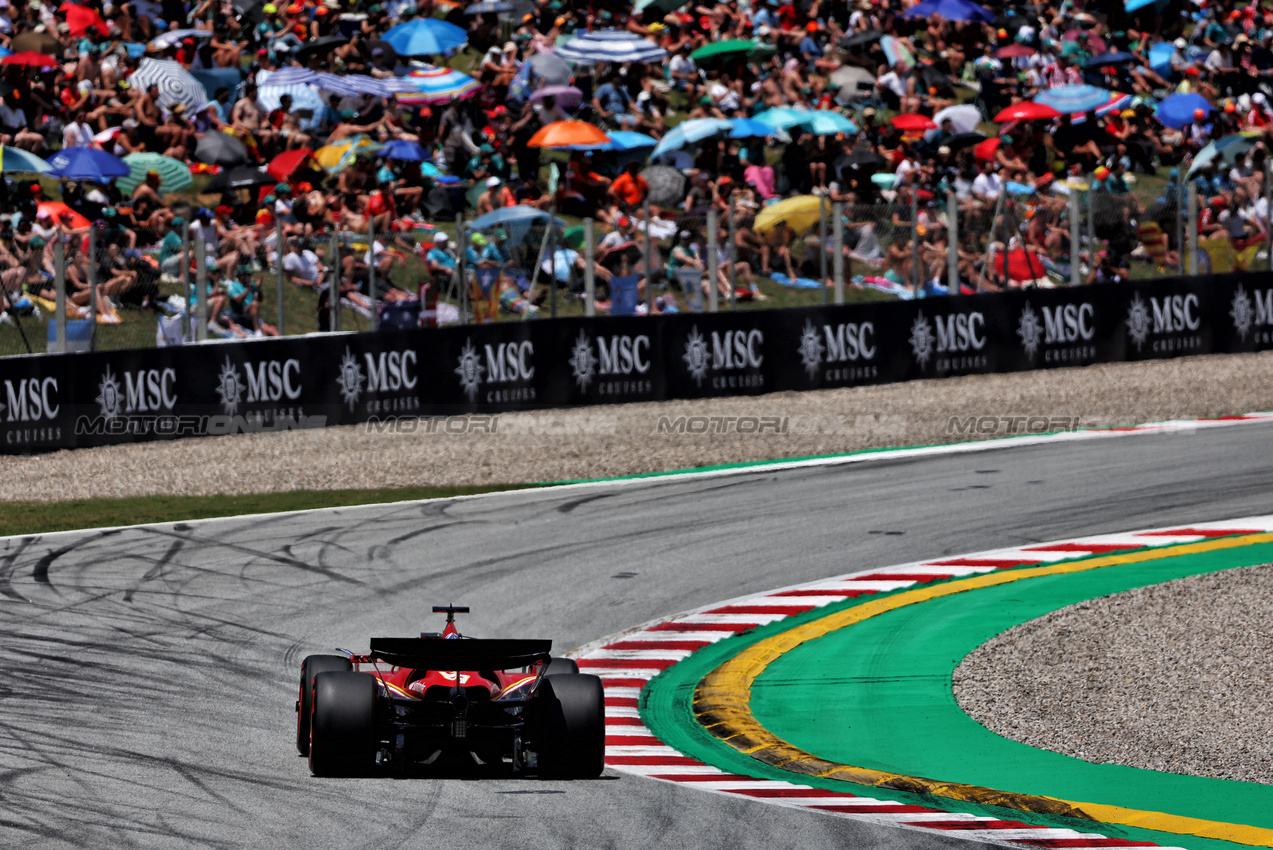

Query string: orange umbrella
[37,202,92,229]
[527,120,610,148]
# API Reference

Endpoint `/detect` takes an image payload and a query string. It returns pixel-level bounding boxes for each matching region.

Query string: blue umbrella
[554,29,667,65]
[729,117,773,138]
[1084,51,1137,67]
[382,17,468,57]
[901,0,994,23]
[800,111,858,135]
[1148,42,1174,77]
[649,118,733,160]
[1156,92,1212,130]
[568,131,657,152]
[469,204,566,248]
[752,107,810,131]
[379,139,428,161]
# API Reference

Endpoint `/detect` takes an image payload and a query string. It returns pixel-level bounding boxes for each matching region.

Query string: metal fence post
[181,221,191,341]
[1265,163,1272,270]
[52,241,66,353]
[1085,176,1095,260]
[275,216,285,336]
[195,240,208,341]
[368,221,378,331]
[87,227,97,350]
[1187,182,1199,276]
[706,209,718,313]
[584,217,596,317]
[456,214,468,324]
[1069,189,1081,287]
[727,205,737,304]
[1175,173,1185,276]
[833,201,845,304]
[946,191,958,293]
[819,195,828,304]
[910,187,920,296]
[548,219,557,320]
[330,234,341,333]
[642,196,653,315]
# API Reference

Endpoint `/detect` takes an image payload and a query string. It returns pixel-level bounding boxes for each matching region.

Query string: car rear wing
[368,638,552,671]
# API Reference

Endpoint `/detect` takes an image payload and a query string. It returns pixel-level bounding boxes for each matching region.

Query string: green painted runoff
[641,540,1273,850]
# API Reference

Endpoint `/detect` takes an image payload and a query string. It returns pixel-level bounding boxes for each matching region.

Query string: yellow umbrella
[754,195,825,236]
[314,136,382,173]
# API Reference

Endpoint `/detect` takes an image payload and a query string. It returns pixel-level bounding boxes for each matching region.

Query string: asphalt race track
[3,423,1273,849]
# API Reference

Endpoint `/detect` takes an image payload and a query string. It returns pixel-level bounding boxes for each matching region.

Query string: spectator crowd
[1,0,1270,335]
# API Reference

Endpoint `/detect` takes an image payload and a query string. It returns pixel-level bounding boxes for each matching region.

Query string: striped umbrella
[0,145,51,174]
[466,1,514,12]
[313,72,391,98]
[130,58,208,117]
[258,67,318,87]
[117,152,193,194]
[1034,84,1129,119]
[555,29,667,65]
[397,65,482,104]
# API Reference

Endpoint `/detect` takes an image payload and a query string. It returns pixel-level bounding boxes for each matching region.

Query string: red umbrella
[58,3,111,37]
[993,102,1062,122]
[995,247,1048,283]
[891,113,937,131]
[995,44,1036,59]
[0,51,58,68]
[973,137,1001,161]
[267,148,313,181]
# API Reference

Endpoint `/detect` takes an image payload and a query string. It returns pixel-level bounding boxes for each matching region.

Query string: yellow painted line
[694,532,1273,847]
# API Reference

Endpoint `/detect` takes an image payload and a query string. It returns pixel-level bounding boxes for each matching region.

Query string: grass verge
[0,483,539,537]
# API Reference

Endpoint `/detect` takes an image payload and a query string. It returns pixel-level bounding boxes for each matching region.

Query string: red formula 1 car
[295,606,604,778]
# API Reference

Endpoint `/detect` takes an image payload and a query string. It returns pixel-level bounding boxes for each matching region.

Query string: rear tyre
[308,671,377,776]
[297,654,351,755]
[544,656,579,677]
[535,674,604,779]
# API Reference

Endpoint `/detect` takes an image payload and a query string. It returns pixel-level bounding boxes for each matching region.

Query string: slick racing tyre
[309,671,378,777]
[297,654,351,755]
[536,673,604,779]
[544,656,579,677]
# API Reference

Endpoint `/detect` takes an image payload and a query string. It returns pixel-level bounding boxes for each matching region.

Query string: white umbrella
[130,58,208,117]
[148,29,213,50]
[931,104,982,134]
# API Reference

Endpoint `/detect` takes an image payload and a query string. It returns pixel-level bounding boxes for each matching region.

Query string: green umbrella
[690,40,757,64]
[117,152,194,195]
[562,225,586,250]
[0,145,52,174]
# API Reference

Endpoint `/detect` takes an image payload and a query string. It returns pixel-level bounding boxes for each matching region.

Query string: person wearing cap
[668,43,698,95]
[475,175,512,217]
[1246,93,1272,129]
[424,231,457,279]
[465,231,502,269]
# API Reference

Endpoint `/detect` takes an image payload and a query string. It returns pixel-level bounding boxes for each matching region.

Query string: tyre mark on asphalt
[138,527,361,584]
[32,530,124,591]
[0,537,34,602]
[123,540,184,603]
[556,493,613,514]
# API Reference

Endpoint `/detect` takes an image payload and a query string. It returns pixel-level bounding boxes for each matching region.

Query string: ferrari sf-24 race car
[295,606,605,778]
